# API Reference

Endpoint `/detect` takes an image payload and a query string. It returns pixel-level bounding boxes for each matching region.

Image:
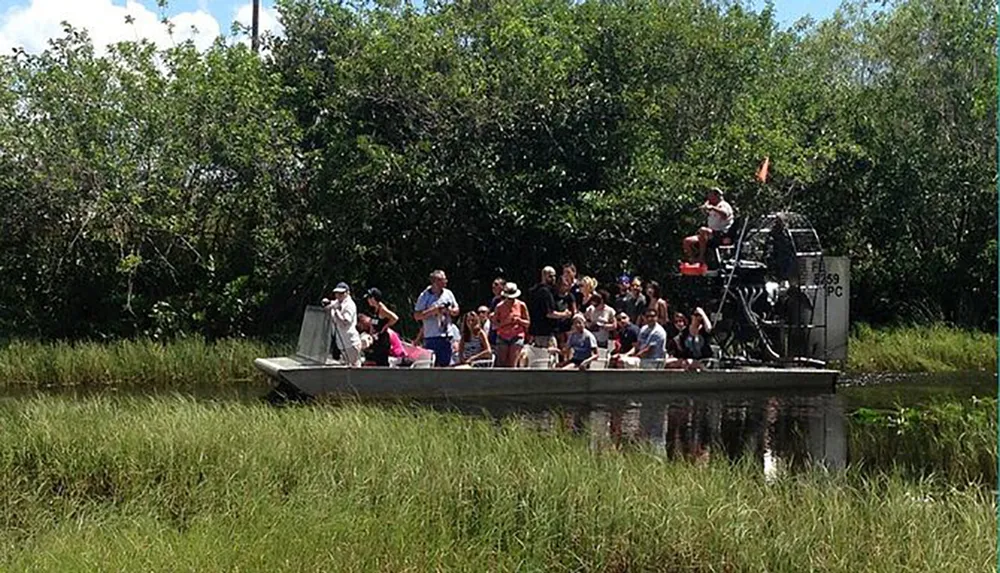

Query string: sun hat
[502,282,521,299]
[332,282,350,294]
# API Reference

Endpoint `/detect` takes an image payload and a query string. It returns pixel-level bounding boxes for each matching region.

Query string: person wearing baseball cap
[322,282,362,366]
[614,274,631,312]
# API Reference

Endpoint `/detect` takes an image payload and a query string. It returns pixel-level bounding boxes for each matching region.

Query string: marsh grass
[0,323,993,388]
[848,323,997,373]
[0,338,288,387]
[849,396,997,487]
[0,396,992,572]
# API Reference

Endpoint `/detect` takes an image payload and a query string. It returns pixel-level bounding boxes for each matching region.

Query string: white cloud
[0,0,222,55]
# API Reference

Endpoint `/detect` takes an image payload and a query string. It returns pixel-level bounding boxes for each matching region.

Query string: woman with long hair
[364,287,401,366]
[585,291,616,348]
[579,276,598,306]
[456,311,492,367]
[645,280,669,327]
[487,277,505,347]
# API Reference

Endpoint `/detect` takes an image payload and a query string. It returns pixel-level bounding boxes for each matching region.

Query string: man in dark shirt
[618,312,639,354]
[614,312,641,354]
[528,266,570,349]
[613,274,631,312]
[610,311,641,368]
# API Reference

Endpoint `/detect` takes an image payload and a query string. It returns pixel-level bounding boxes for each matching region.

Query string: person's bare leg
[697,228,711,264]
[504,344,520,368]
[683,236,698,262]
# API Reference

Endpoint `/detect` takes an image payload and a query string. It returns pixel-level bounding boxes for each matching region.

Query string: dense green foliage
[0,0,995,339]
[0,396,992,571]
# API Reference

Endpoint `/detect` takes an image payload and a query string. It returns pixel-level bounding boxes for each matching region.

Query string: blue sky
[0,0,843,55]
[141,0,842,27]
[753,0,842,26]
[133,0,843,28]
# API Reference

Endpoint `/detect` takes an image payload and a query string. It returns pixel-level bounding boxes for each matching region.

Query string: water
[341,370,995,477]
[411,390,848,476]
[3,371,995,479]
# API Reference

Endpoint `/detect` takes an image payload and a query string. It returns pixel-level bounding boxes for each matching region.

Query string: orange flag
[756,156,770,183]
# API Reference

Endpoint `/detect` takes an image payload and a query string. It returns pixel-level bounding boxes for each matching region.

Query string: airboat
[254,211,847,399]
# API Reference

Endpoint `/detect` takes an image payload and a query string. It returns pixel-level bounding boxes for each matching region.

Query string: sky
[0,0,843,55]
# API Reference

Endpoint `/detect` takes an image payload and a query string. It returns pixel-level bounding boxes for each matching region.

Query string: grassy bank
[0,396,992,572]
[0,338,287,387]
[847,324,996,373]
[0,323,994,389]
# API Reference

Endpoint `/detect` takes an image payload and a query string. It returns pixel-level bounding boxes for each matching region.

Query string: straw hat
[502,282,521,298]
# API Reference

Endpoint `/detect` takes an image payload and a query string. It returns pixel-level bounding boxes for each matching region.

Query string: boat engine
[672,212,827,366]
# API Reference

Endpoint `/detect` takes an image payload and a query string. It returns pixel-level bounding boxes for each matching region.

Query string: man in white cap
[322,282,362,367]
[683,187,734,265]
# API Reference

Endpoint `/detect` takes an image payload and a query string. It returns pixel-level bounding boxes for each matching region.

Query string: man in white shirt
[323,282,362,367]
[683,187,734,265]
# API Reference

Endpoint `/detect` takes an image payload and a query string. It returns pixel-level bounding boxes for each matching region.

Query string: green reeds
[0,338,287,387]
[847,323,997,373]
[0,396,992,571]
[849,396,997,487]
[0,322,993,389]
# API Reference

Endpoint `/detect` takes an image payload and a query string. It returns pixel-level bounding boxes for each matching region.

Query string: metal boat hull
[254,356,839,399]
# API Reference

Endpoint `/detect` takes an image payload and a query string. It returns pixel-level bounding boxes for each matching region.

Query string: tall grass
[0,323,992,389]
[0,396,992,572]
[849,396,997,487]
[847,323,997,373]
[0,338,287,387]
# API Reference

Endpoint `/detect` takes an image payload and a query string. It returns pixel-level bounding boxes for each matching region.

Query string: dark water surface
[3,371,995,477]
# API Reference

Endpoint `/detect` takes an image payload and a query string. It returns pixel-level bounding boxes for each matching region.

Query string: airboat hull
[254,356,839,399]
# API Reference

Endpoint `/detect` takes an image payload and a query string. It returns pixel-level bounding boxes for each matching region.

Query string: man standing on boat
[527,266,571,350]
[683,187,734,265]
[322,282,363,367]
[413,269,460,367]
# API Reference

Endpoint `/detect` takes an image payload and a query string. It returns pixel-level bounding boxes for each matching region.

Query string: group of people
[321,188,733,369]
[322,266,716,371]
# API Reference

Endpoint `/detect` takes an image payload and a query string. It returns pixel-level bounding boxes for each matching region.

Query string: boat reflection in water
[399,391,847,477]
